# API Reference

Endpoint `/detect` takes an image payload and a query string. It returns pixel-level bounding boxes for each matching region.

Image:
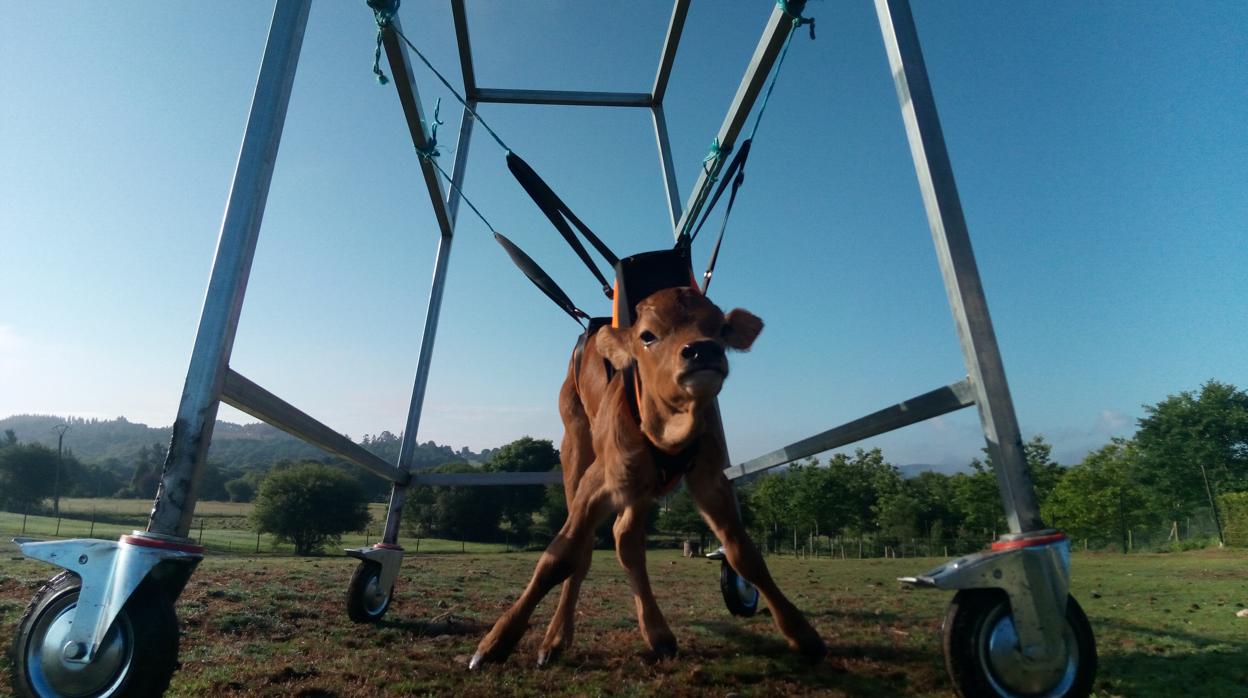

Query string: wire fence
[0,506,511,557]
[4,503,1232,561]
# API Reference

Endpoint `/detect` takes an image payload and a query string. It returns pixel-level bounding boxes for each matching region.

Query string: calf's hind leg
[471,465,614,669]
[686,467,827,660]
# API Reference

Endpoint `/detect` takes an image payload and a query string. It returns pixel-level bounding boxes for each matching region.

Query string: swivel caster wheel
[719,560,759,617]
[346,559,393,623]
[943,589,1096,698]
[9,571,179,698]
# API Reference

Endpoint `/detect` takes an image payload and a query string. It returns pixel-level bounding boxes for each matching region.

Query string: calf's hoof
[536,645,562,668]
[469,642,513,670]
[650,636,678,660]
[797,635,828,663]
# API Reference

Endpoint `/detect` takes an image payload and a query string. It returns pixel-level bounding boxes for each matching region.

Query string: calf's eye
[639,330,658,346]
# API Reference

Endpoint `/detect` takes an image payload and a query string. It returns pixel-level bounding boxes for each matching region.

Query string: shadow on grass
[377,614,487,638]
[1086,615,1248,696]
[688,619,942,697]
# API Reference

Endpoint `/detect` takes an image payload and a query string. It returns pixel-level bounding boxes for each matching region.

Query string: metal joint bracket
[899,534,1070,672]
[344,544,405,598]
[15,533,203,664]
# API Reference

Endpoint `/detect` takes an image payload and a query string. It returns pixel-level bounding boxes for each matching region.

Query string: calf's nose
[681,340,724,363]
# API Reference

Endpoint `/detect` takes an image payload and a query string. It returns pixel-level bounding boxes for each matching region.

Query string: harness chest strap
[622,364,698,496]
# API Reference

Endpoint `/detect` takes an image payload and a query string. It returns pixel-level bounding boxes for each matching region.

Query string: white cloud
[1094,409,1132,434]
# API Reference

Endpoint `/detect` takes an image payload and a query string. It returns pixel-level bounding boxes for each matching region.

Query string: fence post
[55,513,61,537]
[256,530,261,554]
[1128,529,1133,553]
[22,504,28,534]
[89,508,96,538]
[198,519,205,544]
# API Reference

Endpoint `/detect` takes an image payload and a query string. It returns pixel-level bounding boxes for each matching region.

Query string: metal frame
[18,0,1074,685]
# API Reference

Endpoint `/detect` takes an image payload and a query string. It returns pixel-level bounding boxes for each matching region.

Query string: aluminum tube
[147,0,311,538]
[651,0,691,105]
[220,370,406,483]
[473,88,652,108]
[875,0,1041,533]
[381,106,476,544]
[671,3,793,239]
[723,379,976,481]
[652,105,683,230]
[411,471,563,487]
[381,16,453,237]
[450,0,476,96]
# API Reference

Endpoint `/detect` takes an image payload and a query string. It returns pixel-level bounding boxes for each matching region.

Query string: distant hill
[897,462,972,478]
[0,414,487,473]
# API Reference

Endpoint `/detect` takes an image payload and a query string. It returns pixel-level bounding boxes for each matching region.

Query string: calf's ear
[723,309,763,351]
[595,326,633,370]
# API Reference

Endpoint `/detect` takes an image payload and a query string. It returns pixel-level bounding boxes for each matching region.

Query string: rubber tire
[943,590,1096,698]
[9,571,179,698]
[346,560,392,623]
[718,560,759,618]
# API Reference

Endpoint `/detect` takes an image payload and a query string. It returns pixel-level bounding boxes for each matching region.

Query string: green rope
[778,0,816,40]
[677,138,728,240]
[679,0,813,241]
[414,98,444,160]
[419,146,500,237]
[747,3,814,142]
[368,0,400,85]
[367,2,511,153]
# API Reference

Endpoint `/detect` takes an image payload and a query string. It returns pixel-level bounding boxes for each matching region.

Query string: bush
[252,462,371,555]
[1220,492,1248,547]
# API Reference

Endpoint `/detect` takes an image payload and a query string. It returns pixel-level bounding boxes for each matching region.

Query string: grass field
[0,500,511,556]
[2,540,1245,697]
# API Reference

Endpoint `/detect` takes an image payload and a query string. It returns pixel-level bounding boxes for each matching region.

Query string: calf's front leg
[614,502,677,657]
[686,466,827,661]
[470,465,614,669]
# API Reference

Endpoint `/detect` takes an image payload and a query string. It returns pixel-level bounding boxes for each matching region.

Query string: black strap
[507,152,619,298]
[494,232,589,325]
[687,138,753,293]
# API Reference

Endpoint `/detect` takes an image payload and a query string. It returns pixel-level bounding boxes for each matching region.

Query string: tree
[1043,439,1156,551]
[252,462,371,555]
[955,435,1065,536]
[484,437,559,541]
[0,443,58,512]
[224,477,256,503]
[403,462,504,541]
[657,489,710,546]
[1135,380,1248,536]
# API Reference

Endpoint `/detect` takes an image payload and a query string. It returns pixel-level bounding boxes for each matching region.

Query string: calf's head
[596,287,762,407]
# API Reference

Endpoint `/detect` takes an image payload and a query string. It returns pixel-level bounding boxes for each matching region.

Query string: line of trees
[4,379,1245,556]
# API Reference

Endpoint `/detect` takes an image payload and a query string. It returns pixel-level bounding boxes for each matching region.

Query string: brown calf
[470,287,826,668]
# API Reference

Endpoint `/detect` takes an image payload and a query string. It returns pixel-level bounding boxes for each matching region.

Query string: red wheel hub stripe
[990,532,1068,551]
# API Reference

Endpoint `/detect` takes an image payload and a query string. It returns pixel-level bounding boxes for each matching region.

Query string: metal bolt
[78,554,89,564]
[62,641,86,660]
[992,569,1003,579]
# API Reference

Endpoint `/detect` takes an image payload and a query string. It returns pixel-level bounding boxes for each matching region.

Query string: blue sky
[1,2,1244,468]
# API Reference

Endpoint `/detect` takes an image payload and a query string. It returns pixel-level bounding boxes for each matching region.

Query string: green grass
[2,539,1246,696]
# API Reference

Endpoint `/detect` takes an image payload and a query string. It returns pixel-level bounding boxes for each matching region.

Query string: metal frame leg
[874,0,1040,534]
[378,104,475,548]
[14,0,310,670]
[876,0,1070,677]
[149,0,312,539]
